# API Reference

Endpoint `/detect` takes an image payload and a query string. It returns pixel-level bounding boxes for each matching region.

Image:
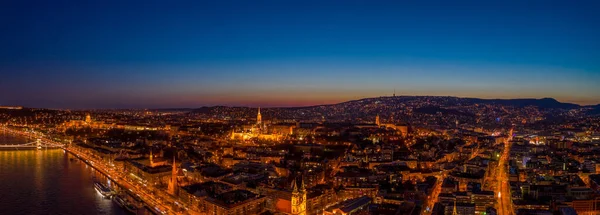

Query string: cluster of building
[1,96,599,215]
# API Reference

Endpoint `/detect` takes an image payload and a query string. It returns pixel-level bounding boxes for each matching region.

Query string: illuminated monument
[257,107,262,125]
[148,144,167,168]
[230,107,286,141]
[62,113,97,129]
[168,157,178,195]
[291,177,307,215]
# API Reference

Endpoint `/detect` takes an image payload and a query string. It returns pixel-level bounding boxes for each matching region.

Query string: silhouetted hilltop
[587,104,600,115]
[463,97,580,109]
[189,96,585,120]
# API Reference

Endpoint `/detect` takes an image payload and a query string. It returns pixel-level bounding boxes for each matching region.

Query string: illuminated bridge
[0,138,65,149]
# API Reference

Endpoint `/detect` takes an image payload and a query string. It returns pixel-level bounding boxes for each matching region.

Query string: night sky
[1,0,599,109]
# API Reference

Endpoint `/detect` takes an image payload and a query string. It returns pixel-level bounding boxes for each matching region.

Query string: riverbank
[1,126,170,215]
[0,148,128,214]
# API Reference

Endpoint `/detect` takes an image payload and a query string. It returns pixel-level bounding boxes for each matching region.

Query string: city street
[496,132,514,215]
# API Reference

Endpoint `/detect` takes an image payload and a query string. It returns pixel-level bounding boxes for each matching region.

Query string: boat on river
[94,182,114,198]
[113,194,139,214]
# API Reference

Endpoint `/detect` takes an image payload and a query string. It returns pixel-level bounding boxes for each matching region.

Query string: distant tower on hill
[257,107,262,125]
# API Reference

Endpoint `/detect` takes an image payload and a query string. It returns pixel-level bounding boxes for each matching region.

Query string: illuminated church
[230,107,288,141]
[267,178,307,215]
[290,178,307,215]
[257,107,262,125]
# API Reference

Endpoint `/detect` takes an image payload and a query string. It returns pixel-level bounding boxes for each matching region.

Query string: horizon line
[3,95,597,110]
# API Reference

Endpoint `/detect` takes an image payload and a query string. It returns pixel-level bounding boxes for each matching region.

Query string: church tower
[452,200,458,215]
[148,141,157,168]
[376,114,380,126]
[257,107,262,125]
[291,177,307,215]
[168,156,178,195]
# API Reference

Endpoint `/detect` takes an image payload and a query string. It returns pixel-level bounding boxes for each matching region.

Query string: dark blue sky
[1,0,599,108]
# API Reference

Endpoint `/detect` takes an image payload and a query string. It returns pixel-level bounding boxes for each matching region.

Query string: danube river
[0,133,128,215]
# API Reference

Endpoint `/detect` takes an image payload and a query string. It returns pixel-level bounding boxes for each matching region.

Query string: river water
[0,133,128,215]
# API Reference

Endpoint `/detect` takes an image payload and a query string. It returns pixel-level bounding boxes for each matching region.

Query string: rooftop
[326,196,372,214]
[181,181,233,198]
[204,189,264,209]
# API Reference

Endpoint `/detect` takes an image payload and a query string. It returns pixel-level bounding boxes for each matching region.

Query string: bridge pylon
[36,138,42,149]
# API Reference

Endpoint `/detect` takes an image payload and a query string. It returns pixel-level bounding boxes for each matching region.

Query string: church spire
[168,156,178,195]
[291,177,298,193]
[171,156,177,174]
[257,107,262,124]
[452,200,458,215]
